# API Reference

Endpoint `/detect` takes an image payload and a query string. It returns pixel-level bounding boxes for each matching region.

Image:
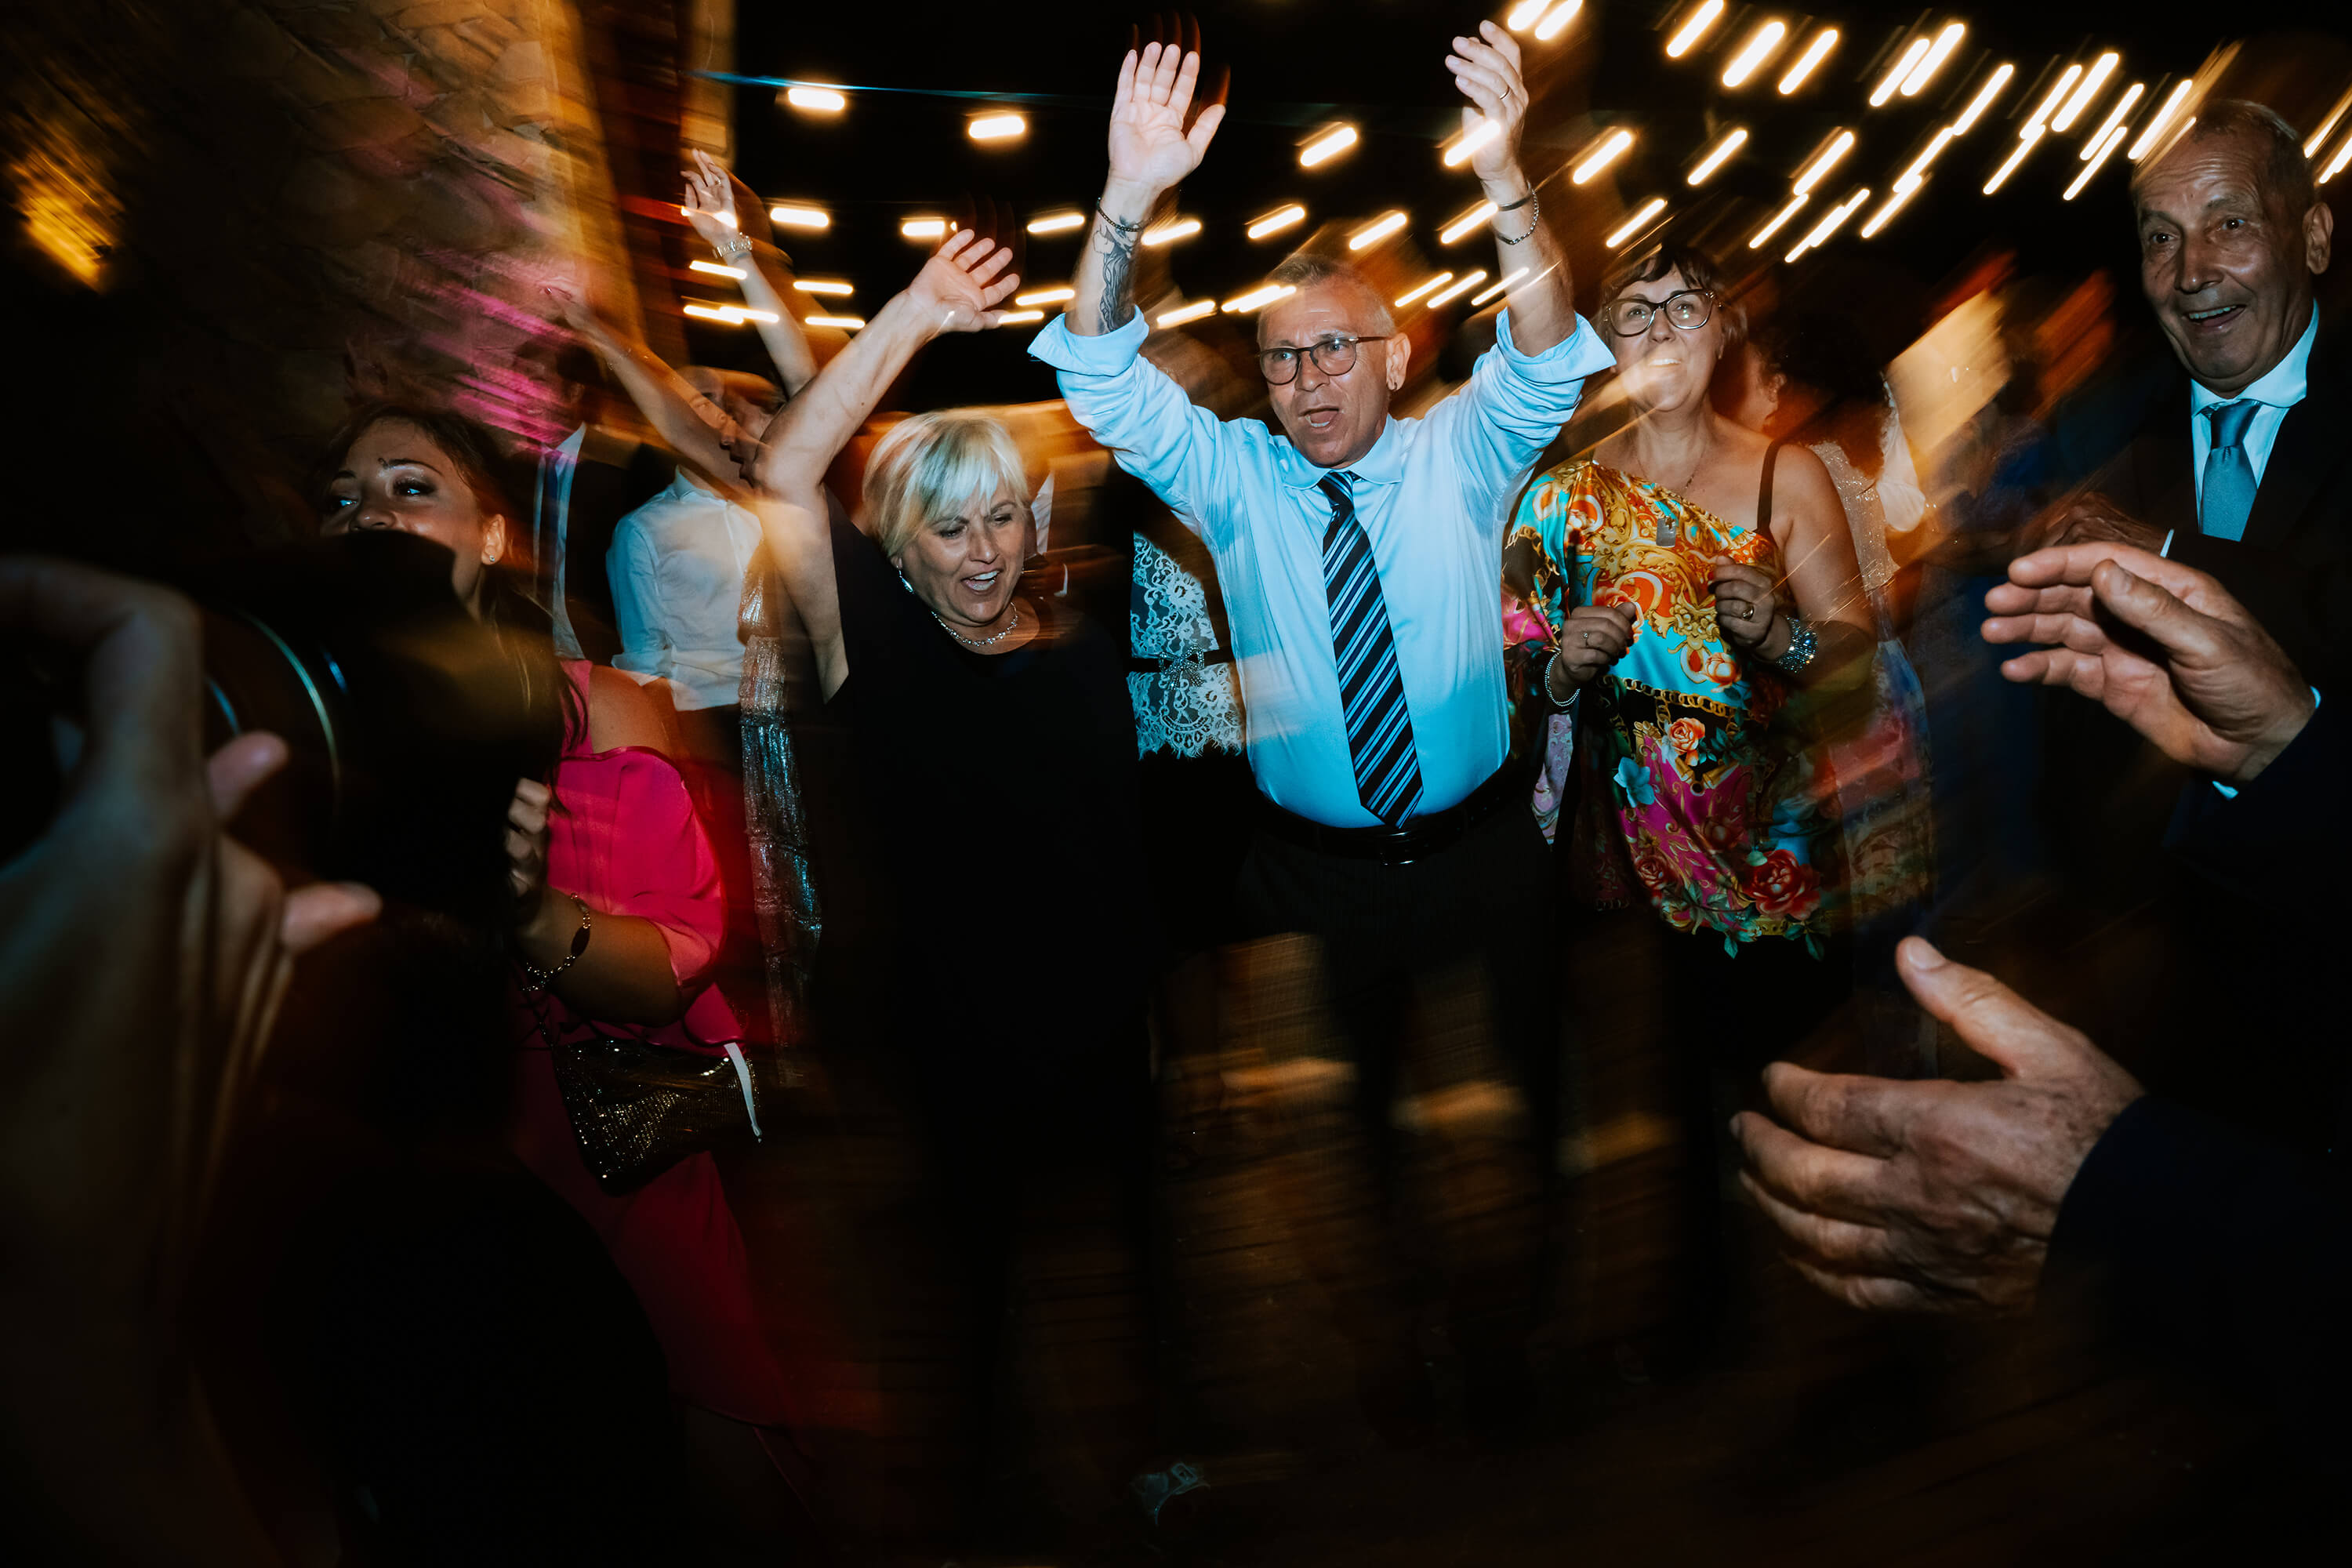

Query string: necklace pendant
[1653,514,1678,547]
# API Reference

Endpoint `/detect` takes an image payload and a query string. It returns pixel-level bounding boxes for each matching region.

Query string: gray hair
[2133,98,2317,218]
[862,408,1029,561]
[1265,253,1396,336]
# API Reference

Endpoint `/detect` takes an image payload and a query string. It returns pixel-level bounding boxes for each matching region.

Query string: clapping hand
[906,230,1019,334]
[1983,543,2314,782]
[681,148,745,251]
[1444,21,1529,186]
[1106,37,1227,203]
[1709,557,1780,652]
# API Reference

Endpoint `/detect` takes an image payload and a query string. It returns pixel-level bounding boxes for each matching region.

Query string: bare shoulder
[1770,439,1845,526]
[586,664,680,754]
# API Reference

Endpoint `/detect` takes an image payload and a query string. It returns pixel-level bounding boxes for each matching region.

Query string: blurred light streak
[770,205,830,230]
[1572,129,1635,184]
[1027,211,1086,234]
[1506,0,1551,29]
[1605,198,1668,247]
[1871,38,1933,107]
[2064,122,2131,198]
[2306,85,2352,158]
[793,279,853,296]
[1439,199,1500,242]
[1687,127,1748,184]
[2024,65,2085,133]
[1157,299,1218,326]
[689,260,746,279]
[968,113,1026,141]
[1249,203,1308,238]
[1396,272,1455,307]
[1348,211,1410,250]
[1665,2,1726,59]
[1534,2,1583,42]
[1748,192,1808,248]
[1791,130,1854,194]
[1896,128,1955,192]
[996,310,1045,324]
[901,218,949,239]
[1860,182,1921,237]
[1786,187,1870,260]
[1428,270,1490,305]
[2131,79,2199,160]
[1142,216,1202,246]
[2321,133,2352,184]
[2053,53,2119,132]
[785,85,846,113]
[1472,267,1530,304]
[1952,64,2015,134]
[1722,23,1787,89]
[1015,286,1075,307]
[1984,124,2045,193]
[2083,85,2146,158]
[1778,30,1838,94]
[1222,282,1298,313]
[1902,24,1966,97]
[804,314,866,329]
[1301,126,1359,167]
[683,303,739,322]
[1445,118,1501,168]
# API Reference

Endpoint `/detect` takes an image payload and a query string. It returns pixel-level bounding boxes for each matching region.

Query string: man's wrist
[1099,176,1160,227]
[1479,167,1534,207]
[2234,685,2318,782]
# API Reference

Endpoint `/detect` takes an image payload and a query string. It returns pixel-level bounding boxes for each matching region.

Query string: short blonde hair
[863,409,1029,560]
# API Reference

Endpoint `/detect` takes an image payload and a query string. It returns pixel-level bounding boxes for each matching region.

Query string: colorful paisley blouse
[1508,459,1831,953]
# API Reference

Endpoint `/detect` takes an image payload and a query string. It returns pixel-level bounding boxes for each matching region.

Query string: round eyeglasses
[1602,289,1715,336]
[1257,334,1391,386]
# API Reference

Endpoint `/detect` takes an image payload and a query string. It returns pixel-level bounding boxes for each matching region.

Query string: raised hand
[906,230,1019,334]
[1445,20,1530,187]
[681,148,743,251]
[1982,543,2314,782]
[1107,40,1226,202]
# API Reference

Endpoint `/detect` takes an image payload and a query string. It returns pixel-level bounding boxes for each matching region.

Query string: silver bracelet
[1764,612,1818,676]
[713,231,755,261]
[1497,192,1541,245]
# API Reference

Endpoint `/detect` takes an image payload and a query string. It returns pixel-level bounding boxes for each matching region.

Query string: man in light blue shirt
[1033,24,1609,1440]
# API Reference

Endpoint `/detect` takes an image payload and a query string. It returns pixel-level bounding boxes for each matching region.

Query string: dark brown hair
[1596,243,1747,352]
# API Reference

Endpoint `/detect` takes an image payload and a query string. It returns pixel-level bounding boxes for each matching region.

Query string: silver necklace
[934,603,1021,648]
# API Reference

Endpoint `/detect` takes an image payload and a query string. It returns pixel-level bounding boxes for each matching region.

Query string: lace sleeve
[1128,532,1243,758]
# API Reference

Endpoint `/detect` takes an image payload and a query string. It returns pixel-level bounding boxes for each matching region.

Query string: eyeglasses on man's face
[1257,333,1392,386]
[1602,289,1715,336]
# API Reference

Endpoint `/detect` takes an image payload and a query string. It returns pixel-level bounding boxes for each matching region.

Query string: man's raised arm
[1448,22,1573,354]
[1069,39,1225,339]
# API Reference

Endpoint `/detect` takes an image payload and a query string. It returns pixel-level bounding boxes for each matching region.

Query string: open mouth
[963,570,999,593]
[1300,406,1341,432]
[2184,303,2244,326]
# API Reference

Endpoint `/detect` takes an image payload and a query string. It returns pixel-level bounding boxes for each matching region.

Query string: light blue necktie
[1317,472,1423,826]
[2200,399,2260,542]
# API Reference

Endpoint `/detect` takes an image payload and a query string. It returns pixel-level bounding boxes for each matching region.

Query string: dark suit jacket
[2079,311,2352,687]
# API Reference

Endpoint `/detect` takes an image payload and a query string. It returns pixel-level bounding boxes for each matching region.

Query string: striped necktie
[2200,398,2259,542]
[1317,471,1423,826]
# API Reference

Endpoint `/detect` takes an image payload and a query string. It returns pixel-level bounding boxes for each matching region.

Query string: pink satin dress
[505,661,796,1427]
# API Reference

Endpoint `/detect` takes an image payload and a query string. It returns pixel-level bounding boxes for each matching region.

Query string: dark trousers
[1235,801,1559,1357]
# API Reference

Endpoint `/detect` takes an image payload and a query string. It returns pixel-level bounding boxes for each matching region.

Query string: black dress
[823,511,1153,1142]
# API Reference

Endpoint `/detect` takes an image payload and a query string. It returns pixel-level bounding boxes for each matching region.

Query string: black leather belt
[1128,648,1235,673]
[1255,760,1527,864]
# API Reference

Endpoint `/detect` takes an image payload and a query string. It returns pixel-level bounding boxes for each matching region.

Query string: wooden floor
[718,902,2281,1566]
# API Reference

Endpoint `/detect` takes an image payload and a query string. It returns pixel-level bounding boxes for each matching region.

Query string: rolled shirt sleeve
[1439,309,1617,527]
[1031,311,1248,539]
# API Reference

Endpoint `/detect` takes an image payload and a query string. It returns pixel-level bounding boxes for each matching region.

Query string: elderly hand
[1984,543,2314,782]
[1550,602,1636,691]
[1732,938,2143,1316]
[1446,21,1529,189]
[1105,37,1226,205]
[906,230,1019,335]
[2028,490,2167,555]
[681,148,745,252]
[1709,557,1782,653]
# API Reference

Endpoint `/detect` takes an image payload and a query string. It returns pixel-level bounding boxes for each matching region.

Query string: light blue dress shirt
[2188,303,2316,509]
[1034,308,1614,828]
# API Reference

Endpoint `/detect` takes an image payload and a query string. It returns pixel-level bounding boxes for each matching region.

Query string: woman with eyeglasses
[1506,245,1873,1370]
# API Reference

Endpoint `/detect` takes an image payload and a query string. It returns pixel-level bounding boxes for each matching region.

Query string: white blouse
[607,470,763,712]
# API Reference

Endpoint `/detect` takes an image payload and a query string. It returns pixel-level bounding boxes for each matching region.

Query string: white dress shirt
[607,469,763,712]
[2189,303,2317,509]
[533,425,588,660]
[1034,308,1613,828]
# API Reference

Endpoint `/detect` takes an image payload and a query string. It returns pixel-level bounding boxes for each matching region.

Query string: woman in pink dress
[319,404,807,1534]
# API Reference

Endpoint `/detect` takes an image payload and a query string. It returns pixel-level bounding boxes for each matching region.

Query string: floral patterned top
[1508,459,1831,952]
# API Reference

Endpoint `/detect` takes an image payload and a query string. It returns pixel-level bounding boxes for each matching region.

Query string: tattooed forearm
[1093,212,1140,332]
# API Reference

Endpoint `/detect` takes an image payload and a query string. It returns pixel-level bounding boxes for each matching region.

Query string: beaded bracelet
[1497,192,1541,245]
[1765,612,1819,677]
[713,231,755,261]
